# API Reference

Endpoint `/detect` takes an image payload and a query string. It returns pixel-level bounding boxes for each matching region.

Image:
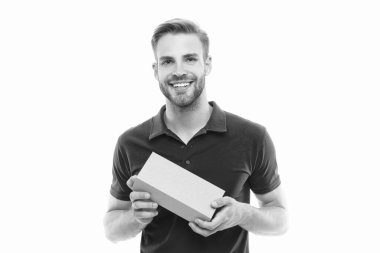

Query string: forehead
[155,33,203,58]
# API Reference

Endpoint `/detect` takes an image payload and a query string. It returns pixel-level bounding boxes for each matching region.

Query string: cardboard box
[131,152,225,222]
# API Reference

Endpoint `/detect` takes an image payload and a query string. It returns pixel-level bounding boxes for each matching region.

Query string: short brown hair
[151,18,209,60]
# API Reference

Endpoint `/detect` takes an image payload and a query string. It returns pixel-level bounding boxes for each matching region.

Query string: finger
[132,201,158,210]
[126,176,137,189]
[188,222,215,237]
[194,215,224,231]
[136,218,154,225]
[211,196,233,209]
[134,210,159,219]
[129,191,150,202]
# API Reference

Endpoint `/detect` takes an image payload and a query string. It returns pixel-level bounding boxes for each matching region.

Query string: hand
[127,176,159,225]
[188,196,245,237]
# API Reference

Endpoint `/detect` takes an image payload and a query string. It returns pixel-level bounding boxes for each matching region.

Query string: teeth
[173,82,190,88]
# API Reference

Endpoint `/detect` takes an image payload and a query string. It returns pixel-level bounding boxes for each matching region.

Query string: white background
[1,0,379,252]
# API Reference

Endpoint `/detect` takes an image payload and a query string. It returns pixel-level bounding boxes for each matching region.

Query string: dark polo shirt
[110,101,281,253]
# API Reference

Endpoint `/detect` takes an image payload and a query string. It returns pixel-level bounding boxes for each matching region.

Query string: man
[103,18,288,253]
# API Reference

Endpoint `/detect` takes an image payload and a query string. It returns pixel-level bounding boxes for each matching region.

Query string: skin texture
[188,186,288,237]
[153,33,212,112]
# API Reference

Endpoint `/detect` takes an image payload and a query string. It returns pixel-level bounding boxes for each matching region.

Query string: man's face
[153,33,211,108]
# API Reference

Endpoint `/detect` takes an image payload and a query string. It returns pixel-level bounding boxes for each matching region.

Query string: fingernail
[146,193,150,198]
[212,201,217,207]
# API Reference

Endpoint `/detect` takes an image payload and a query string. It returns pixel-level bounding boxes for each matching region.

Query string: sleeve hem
[110,188,131,201]
[252,180,281,195]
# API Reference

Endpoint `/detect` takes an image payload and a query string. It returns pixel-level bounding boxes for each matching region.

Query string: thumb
[126,175,137,189]
[211,197,233,208]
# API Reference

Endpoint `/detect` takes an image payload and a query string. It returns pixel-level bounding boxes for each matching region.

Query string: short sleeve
[249,129,281,194]
[110,138,133,201]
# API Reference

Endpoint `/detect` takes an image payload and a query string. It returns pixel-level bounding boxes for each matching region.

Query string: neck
[164,93,212,136]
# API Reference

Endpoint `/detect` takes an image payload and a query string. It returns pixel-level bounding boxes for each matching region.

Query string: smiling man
[155,33,209,111]
[103,18,288,253]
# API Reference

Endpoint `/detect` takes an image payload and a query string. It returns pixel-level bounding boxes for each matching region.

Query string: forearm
[103,209,147,242]
[239,203,288,235]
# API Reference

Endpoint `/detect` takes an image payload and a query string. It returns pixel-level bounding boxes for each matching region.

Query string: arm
[103,195,145,242]
[103,177,159,243]
[240,185,288,235]
[189,185,288,237]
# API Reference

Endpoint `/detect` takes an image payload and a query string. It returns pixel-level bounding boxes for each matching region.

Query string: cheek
[157,69,171,81]
[190,66,206,77]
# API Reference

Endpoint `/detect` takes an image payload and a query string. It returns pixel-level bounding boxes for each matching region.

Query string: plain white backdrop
[1,0,379,252]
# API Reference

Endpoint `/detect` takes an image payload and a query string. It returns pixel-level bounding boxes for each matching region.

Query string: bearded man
[103,18,288,253]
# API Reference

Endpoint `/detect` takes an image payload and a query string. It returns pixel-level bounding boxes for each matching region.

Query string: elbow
[103,215,132,243]
[103,221,138,243]
[103,215,116,243]
[103,210,142,243]
[274,209,289,235]
[275,220,289,235]
[104,224,120,243]
[104,226,121,243]
[104,227,136,243]
[258,208,289,236]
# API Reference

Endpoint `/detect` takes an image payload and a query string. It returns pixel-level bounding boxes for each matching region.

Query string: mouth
[169,80,194,89]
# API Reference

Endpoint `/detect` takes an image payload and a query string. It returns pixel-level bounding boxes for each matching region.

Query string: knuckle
[137,211,156,218]
[149,211,158,218]
[138,192,145,200]
[135,211,146,218]
[142,212,152,219]
[203,224,211,230]
[132,192,149,201]
[132,202,140,209]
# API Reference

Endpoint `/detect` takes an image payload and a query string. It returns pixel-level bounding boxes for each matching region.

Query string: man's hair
[151,18,209,60]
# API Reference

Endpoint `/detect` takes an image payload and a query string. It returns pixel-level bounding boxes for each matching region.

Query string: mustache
[167,74,196,82]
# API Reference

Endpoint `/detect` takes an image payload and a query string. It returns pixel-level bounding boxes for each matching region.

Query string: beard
[159,73,206,109]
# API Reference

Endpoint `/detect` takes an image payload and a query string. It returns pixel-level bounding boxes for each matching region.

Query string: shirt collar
[149,101,227,140]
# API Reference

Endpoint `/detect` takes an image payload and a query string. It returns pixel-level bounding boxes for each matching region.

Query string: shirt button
[185,160,191,165]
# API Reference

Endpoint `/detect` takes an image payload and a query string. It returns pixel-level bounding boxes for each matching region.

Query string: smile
[169,81,194,88]
[173,82,190,88]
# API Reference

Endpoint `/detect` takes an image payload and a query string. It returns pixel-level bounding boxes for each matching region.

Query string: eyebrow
[183,53,199,58]
[158,53,200,61]
[159,56,174,61]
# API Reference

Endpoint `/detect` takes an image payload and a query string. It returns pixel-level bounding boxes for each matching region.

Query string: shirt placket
[180,141,196,172]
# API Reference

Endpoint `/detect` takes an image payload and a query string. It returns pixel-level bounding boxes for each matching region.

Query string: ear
[205,55,212,76]
[152,62,158,81]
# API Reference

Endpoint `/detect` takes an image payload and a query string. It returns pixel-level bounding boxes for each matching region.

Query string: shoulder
[117,117,153,146]
[224,110,267,141]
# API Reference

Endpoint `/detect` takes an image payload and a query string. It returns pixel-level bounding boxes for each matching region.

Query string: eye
[160,59,173,66]
[185,57,197,63]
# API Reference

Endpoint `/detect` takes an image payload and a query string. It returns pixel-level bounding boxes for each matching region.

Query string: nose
[173,62,186,77]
